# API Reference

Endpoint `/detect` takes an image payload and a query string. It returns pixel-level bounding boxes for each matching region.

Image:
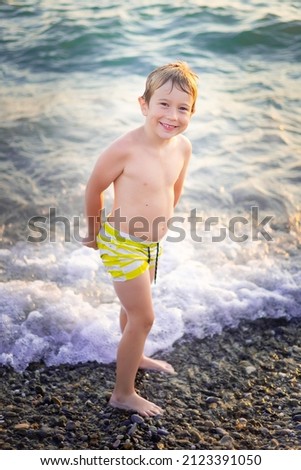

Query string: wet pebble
[131,414,144,424]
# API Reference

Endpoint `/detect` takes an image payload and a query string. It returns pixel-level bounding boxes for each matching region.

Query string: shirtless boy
[84,61,198,416]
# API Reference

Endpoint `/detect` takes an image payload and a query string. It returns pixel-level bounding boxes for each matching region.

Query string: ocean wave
[192,19,301,57]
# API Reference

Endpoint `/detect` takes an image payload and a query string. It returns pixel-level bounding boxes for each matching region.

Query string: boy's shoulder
[179,133,192,146]
[177,133,192,157]
[107,128,140,153]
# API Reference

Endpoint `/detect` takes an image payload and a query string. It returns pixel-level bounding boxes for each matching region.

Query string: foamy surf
[1,224,299,371]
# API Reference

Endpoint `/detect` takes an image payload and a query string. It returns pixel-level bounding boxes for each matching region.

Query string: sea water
[0,0,300,371]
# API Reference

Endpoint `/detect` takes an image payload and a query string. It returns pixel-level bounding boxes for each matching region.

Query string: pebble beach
[1,317,300,451]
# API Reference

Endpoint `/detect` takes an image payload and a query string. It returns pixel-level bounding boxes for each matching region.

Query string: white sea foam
[1,226,300,371]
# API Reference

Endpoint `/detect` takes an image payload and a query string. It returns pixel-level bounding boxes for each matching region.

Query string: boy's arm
[84,141,126,248]
[173,138,192,208]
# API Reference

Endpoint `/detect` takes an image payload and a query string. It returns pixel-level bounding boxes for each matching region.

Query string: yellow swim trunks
[96,221,162,282]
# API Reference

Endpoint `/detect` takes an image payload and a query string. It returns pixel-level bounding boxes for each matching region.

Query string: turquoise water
[0,0,300,370]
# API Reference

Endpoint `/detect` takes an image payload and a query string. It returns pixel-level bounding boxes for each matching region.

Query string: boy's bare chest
[124,152,183,188]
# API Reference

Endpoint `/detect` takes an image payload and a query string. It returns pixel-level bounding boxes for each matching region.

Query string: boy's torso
[108,129,187,242]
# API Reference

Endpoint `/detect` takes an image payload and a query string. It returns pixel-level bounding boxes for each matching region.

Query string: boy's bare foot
[139,355,176,374]
[109,392,163,417]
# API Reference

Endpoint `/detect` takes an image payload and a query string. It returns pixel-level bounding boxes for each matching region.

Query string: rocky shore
[1,317,301,450]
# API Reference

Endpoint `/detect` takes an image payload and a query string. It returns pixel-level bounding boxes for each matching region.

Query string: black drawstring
[154,243,159,284]
[147,247,151,264]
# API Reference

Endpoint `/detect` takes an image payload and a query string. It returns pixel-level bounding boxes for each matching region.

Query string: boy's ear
[138,96,148,116]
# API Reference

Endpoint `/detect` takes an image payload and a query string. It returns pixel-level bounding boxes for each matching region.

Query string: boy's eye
[179,106,189,112]
[160,102,168,107]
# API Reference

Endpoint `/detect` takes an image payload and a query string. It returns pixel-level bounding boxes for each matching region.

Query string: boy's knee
[143,314,154,331]
[131,310,154,332]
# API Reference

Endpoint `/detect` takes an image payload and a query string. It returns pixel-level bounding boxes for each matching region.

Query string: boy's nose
[166,107,178,120]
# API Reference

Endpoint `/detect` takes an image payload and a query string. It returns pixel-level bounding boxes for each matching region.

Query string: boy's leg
[119,268,175,374]
[111,270,163,416]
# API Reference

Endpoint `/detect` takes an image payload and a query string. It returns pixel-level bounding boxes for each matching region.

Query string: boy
[84,61,198,416]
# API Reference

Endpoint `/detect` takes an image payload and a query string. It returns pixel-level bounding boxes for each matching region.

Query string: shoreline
[1,317,301,450]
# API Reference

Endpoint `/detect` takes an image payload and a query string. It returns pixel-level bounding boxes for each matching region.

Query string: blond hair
[142,61,198,113]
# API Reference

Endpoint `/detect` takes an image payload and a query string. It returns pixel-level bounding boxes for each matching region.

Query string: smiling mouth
[160,122,177,131]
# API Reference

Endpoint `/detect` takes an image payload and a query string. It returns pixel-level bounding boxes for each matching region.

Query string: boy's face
[139,80,194,140]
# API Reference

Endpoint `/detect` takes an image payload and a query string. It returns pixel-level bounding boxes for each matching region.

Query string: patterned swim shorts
[96,221,161,282]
